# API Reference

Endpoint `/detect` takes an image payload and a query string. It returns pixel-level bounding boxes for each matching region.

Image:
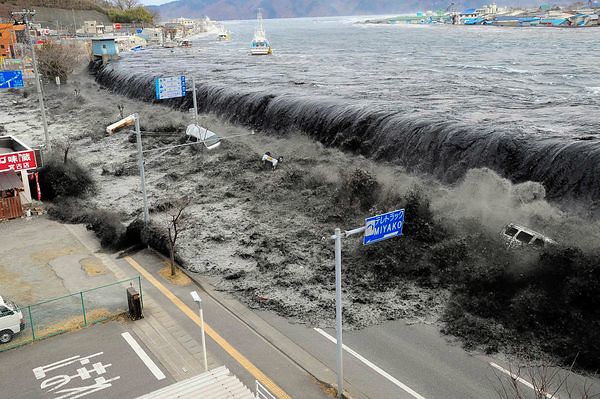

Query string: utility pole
[12,9,51,151]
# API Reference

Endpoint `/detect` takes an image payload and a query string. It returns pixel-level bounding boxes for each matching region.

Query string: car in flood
[501,223,557,249]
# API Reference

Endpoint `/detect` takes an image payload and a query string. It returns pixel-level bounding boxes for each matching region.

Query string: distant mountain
[148,0,576,21]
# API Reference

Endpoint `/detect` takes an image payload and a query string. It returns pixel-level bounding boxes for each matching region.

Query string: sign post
[331,209,405,399]
[11,10,51,151]
[133,113,149,225]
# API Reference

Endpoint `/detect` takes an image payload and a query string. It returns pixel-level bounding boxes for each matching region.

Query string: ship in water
[250,11,272,55]
[217,24,230,41]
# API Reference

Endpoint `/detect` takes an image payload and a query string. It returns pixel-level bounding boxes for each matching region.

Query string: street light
[190,290,208,372]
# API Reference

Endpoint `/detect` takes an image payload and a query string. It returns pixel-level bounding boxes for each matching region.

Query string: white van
[0,296,25,344]
[501,223,557,249]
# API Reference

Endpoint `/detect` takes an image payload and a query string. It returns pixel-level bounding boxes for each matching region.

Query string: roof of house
[462,8,477,14]
[0,170,23,191]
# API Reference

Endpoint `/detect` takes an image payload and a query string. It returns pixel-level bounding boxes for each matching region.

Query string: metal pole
[198,301,208,372]
[192,76,198,124]
[21,11,51,151]
[134,114,149,224]
[334,227,344,399]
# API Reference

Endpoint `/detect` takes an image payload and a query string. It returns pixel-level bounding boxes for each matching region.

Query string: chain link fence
[0,277,142,351]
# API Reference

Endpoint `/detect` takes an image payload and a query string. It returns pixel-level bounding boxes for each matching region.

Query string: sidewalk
[64,224,221,383]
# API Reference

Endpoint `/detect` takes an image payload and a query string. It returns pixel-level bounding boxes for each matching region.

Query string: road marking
[121,332,166,381]
[489,362,558,399]
[124,256,291,399]
[314,327,427,399]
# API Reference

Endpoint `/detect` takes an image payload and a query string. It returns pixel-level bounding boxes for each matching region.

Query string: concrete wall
[31,7,110,29]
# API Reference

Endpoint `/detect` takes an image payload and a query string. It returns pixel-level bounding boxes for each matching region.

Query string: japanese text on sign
[363,209,405,245]
[0,150,37,172]
[33,352,120,399]
[155,75,186,100]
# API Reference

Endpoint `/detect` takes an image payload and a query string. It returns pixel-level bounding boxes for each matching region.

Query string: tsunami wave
[92,62,600,204]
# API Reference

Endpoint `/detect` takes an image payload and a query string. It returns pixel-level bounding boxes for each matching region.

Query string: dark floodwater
[122,17,599,135]
[97,17,600,202]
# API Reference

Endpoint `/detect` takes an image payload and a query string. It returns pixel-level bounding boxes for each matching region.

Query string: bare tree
[111,0,139,10]
[493,358,599,399]
[165,197,192,277]
[35,41,86,83]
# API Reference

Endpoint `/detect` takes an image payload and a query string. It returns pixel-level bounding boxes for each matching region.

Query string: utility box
[127,287,143,320]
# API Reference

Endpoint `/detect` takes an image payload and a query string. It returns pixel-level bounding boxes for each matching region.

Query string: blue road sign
[363,209,405,245]
[0,70,24,89]
[155,75,186,100]
[136,28,143,34]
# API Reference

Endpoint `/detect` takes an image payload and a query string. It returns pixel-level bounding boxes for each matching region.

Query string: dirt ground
[2,70,599,331]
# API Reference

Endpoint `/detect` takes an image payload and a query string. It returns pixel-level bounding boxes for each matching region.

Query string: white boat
[250,11,272,55]
[217,24,230,41]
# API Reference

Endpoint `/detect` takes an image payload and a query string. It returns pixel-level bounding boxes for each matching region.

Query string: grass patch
[158,264,192,286]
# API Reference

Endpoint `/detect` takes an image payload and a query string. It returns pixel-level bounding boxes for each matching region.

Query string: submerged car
[501,223,557,249]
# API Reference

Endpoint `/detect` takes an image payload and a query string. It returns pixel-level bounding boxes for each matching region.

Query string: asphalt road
[257,312,600,399]
[0,322,173,399]
[120,251,329,399]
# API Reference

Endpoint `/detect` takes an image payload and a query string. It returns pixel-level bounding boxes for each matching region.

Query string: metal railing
[256,380,277,399]
[0,277,142,351]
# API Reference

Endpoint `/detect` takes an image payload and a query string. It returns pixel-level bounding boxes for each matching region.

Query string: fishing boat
[217,24,231,41]
[250,11,272,55]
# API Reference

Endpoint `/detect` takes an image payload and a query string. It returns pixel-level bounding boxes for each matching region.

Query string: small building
[0,170,24,220]
[91,38,119,61]
[83,21,105,35]
[0,24,26,59]
[139,28,164,46]
[0,135,39,220]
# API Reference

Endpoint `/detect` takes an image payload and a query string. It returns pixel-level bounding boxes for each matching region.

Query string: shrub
[38,156,95,200]
[336,168,380,211]
[47,203,130,249]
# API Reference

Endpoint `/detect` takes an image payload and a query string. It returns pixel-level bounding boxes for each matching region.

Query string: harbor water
[95,17,600,203]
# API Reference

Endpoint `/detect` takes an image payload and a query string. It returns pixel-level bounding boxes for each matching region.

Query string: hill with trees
[0,0,155,23]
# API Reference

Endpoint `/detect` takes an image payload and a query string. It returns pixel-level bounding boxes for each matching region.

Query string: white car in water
[0,296,25,344]
[501,223,557,249]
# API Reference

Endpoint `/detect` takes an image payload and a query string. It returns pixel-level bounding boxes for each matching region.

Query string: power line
[11,9,51,151]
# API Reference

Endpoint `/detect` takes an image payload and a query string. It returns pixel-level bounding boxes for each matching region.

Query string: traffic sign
[0,70,24,89]
[363,209,405,245]
[155,75,186,100]
[114,23,121,30]
[136,28,143,34]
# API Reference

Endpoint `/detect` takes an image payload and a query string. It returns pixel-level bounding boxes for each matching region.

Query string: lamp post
[190,290,208,372]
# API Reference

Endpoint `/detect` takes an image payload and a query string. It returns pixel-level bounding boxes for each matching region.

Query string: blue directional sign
[0,70,24,89]
[136,28,143,34]
[155,75,186,100]
[363,209,405,245]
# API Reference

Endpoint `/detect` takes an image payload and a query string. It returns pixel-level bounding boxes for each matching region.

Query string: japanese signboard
[155,75,186,100]
[363,209,405,245]
[0,70,24,89]
[33,352,120,399]
[0,150,37,172]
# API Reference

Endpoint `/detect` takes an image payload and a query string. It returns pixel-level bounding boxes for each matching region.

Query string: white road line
[489,362,558,399]
[121,332,166,380]
[314,328,427,399]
